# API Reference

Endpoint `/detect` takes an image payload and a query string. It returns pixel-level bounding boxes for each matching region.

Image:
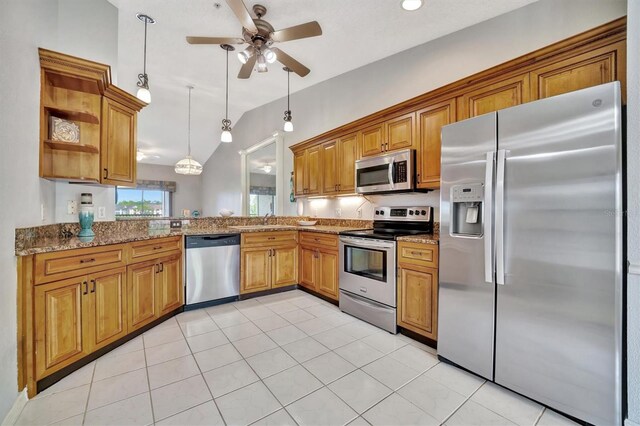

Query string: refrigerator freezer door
[495,82,622,425]
[439,112,497,380]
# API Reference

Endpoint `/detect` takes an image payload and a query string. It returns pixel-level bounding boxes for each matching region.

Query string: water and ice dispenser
[450,183,484,237]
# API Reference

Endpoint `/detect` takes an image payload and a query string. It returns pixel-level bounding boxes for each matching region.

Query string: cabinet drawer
[35,245,126,284]
[398,241,438,269]
[129,236,182,262]
[242,231,298,247]
[299,232,338,250]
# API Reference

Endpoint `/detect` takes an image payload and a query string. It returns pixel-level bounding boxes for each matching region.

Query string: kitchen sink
[228,224,297,230]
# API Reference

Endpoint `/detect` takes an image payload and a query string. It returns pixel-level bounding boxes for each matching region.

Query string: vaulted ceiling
[108,0,538,166]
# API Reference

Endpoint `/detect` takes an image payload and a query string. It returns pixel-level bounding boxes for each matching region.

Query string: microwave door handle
[388,159,394,189]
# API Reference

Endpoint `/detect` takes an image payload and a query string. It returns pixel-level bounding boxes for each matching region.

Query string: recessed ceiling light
[401,0,423,11]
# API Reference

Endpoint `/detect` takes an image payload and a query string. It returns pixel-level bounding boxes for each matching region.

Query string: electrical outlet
[98,206,106,219]
[41,204,45,222]
[67,200,77,215]
[335,208,342,217]
[170,220,182,229]
[357,208,363,218]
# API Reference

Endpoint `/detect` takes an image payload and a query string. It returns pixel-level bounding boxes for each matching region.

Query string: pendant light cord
[143,19,148,75]
[225,48,229,121]
[287,69,290,111]
[187,87,192,156]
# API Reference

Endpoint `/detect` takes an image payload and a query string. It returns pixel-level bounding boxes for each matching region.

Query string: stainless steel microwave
[355,149,415,194]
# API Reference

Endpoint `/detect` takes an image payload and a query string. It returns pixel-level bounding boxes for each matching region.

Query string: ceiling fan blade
[271,21,322,43]
[225,0,258,34]
[271,48,310,77]
[186,36,245,45]
[238,54,257,79]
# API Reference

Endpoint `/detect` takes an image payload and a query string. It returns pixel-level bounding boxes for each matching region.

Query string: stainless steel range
[339,206,433,333]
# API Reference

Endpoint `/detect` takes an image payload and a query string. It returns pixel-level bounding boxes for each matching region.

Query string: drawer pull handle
[90,279,96,293]
[267,237,276,240]
[153,246,163,250]
[410,251,424,256]
[83,281,88,295]
[80,258,96,264]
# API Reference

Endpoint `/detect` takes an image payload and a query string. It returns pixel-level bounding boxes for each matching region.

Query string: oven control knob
[375,210,380,215]
[409,210,414,215]
[421,210,427,216]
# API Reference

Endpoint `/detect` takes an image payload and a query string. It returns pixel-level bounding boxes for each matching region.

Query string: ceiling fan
[186,0,322,79]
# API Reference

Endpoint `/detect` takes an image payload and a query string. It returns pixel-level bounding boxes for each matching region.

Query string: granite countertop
[396,232,439,245]
[16,225,370,256]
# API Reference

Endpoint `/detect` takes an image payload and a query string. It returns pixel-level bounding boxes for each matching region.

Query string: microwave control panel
[393,161,408,183]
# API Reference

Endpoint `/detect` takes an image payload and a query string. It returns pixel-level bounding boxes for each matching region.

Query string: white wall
[201,0,627,220]
[0,0,118,420]
[626,1,640,424]
[137,163,203,216]
[54,183,116,223]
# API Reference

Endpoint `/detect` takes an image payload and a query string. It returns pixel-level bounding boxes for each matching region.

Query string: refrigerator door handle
[484,151,495,283]
[496,149,506,285]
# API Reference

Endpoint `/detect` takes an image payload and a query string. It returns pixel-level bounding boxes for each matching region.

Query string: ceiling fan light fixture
[257,54,268,72]
[237,46,255,64]
[263,48,277,64]
[401,0,423,11]
[262,164,272,173]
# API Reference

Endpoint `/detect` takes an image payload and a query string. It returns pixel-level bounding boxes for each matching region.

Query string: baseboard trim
[2,389,28,426]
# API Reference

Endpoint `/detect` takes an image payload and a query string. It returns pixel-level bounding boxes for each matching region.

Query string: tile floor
[14,290,578,426]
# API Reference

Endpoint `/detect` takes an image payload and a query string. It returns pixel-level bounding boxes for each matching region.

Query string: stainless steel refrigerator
[438,82,623,425]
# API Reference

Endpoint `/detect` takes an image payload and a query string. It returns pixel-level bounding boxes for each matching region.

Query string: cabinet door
[416,99,456,189]
[34,277,88,379]
[101,98,136,186]
[127,261,157,332]
[89,268,127,351]
[306,146,321,196]
[157,255,183,316]
[337,133,357,193]
[272,246,298,288]
[386,113,415,152]
[398,268,438,340]
[299,247,317,290]
[318,251,339,300]
[321,140,338,194]
[457,74,530,120]
[241,248,271,294]
[360,123,384,157]
[294,150,306,196]
[530,41,625,101]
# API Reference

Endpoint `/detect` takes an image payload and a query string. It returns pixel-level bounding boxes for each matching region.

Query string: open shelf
[44,140,99,154]
[44,106,100,125]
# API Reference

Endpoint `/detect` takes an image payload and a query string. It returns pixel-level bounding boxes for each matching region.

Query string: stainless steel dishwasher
[185,234,240,307]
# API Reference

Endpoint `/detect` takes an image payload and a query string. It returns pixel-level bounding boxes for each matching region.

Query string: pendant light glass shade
[136,87,151,103]
[284,119,293,132]
[220,45,235,143]
[175,86,203,175]
[136,14,155,104]
[221,130,233,143]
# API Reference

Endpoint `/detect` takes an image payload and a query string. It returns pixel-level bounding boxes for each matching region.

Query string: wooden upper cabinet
[241,248,271,294]
[386,113,415,152]
[294,150,306,197]
[321,140,338,194]
[306,147,321,196]
[101,97,136,186]
[157,255,183,316]
[34,277,88,379]
[416,99,456,189]
[457,73,530,120]
[337,133,357,193]
[127,261,157,332]
[89,268,127,351]
[360,123,385,157]
[398,267,438,340]
[272,246,298,288]
[530,41,626,102]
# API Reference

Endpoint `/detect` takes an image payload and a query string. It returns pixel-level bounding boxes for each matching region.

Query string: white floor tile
[397,374,467,422]
[104,336,144,358]
[447,400,516,425]
[194,343,243,372]
[334,340,385,367]
[175,308,210,324]
[254,315,291,332]
[263,365,323,405]
[143,326,184,349]
[215,381,281,426]
[337,322,381,339]
[84,392,153,426]
[287,387,358,426]
[16,384,90,426]
[205,303,238,317]
[50,414,84,425]
[266,324,307,346]
[328,370,392,414]
[87,368,149,411]
[239,305,274,321]
[213,310,251,328]
[282,337,329,363]
[536,408,580,426]
[156,401,225,426]
[390,345,439,372]
[36,362,94,398]
[280,309,315,323]
[360,332,408,354]
[304,304,337,318]
[147,355,200,389]
[203,360,260,398]
[471,382,544,425]
[322,312,358,327]
[424,362,485,397]
[295,317,335,335]
[186,329,229,353]
[251,409,297,426]
[266,301,299,315]
[289,296,320,309]
[347,416,372,426]
[232,333,278,358]
[93,351,146,382]
[221,321,263,342]
[246,347,298,379]
[179,317,219,337]
[145,339,191,366]
[312,328,357,349]
[151,375,212,421]
[302,351,356,385]
[153,317,179,331]
[362,393,439,426]
[362,355,422,390]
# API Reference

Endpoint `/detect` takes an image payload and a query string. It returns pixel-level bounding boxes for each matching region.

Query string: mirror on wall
[240,133,284,216]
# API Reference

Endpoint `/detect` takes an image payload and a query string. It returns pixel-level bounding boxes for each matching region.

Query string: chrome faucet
[263,212,273,225]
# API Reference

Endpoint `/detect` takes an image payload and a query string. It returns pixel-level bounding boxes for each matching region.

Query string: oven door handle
[388,159,395,189]
[339,236,395,250]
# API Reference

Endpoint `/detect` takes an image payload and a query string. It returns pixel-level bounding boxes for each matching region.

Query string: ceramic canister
[78,195,95,238]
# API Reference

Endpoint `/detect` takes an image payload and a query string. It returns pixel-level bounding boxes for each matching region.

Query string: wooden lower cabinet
[90,268,127,350]
[127,260,157,332]
[240,232,299,294]
[397,267,438,341]
[298,233,340,301]
[272,246,298,288]
[317,250,339,299]
[157,255,183,316]
[241,248,272,293]
[299,247,317,290]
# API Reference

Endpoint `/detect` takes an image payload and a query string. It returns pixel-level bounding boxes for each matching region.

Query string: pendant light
[175,86,203,175]
[220,44,235,143]
[283,67,293,132]
[136,13,155,103]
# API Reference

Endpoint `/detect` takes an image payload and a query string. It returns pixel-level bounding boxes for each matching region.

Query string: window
[116,186,172,218]
[249,193,275,216]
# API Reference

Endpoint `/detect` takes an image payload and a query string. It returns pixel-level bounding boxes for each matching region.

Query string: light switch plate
[67,200,77,215]
[98,206,106,219]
